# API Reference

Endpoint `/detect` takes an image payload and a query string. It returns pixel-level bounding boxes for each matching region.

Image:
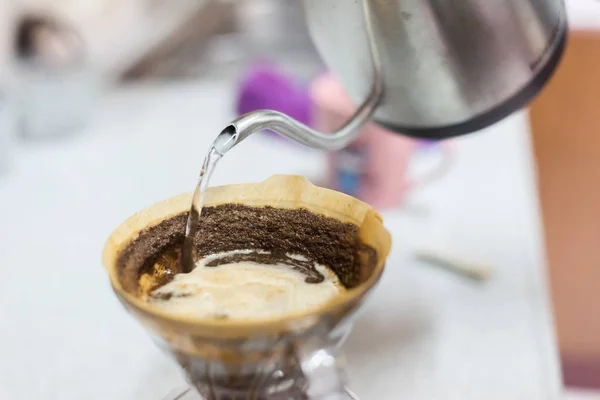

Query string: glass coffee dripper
[103,176,391,399]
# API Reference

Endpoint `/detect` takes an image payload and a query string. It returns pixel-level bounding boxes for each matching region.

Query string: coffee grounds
[117,204,378,296]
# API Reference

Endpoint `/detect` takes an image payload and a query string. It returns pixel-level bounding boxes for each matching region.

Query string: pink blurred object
[311,74,455,209]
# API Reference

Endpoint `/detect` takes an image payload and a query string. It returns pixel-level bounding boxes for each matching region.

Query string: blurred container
[16,16,99,140]
[202,0,321,80]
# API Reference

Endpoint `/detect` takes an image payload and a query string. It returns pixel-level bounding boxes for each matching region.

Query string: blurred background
[0,0,323,81]
[1,0,600,399]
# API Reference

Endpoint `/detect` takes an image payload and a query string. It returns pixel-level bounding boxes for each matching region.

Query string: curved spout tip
[212,124,238,155]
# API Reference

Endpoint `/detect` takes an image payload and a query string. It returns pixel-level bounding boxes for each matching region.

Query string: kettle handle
[220,1,383,152]
[406,140,456,192]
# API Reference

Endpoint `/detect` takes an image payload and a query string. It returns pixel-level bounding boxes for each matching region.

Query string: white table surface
[0,81,562,400]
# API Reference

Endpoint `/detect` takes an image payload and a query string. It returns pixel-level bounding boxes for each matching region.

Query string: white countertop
[0,82,561,400]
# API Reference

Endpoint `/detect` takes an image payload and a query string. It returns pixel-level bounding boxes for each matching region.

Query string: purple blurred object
[236,62,313,141]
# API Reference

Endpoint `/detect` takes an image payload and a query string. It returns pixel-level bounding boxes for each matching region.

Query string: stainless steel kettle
[225,0,567,149]
[304,0,567,138]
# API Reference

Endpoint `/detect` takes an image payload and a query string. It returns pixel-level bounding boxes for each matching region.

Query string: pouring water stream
[180,3,382,398]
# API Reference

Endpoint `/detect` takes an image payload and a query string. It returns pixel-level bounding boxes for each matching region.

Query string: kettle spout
[221,0,383,152]
[226,77,381,151]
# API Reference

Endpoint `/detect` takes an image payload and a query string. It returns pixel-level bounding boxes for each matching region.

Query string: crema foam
[147,251,344,321]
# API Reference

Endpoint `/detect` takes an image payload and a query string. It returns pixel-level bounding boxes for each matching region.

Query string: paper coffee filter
[103,175,391,338]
